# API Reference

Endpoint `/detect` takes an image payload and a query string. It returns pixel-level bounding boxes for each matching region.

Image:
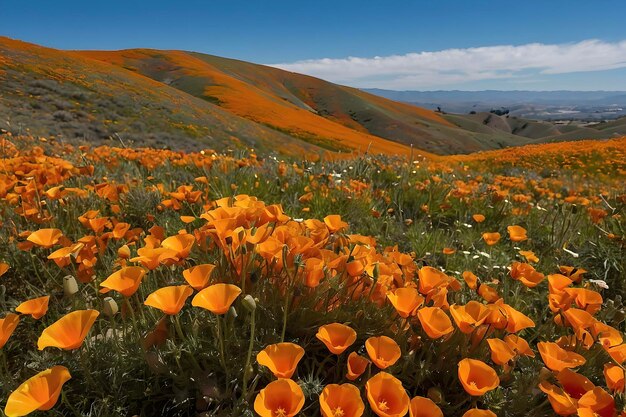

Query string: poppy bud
[102,297,119,317]
[226,306,238,320]
[372,263,380,280]
[427,387,444,404]
[63,275,79,296]
[242,295,257,312]
[281,245,289,264]
[117,244,131,259]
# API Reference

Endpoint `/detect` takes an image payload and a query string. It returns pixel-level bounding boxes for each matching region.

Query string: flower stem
[280,287,291,342]
[174,314,186,342]
[242,307,256,400]
[216,315,230,383]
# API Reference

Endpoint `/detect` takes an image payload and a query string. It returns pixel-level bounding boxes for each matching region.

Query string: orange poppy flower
[510,262,544,288]
[387,287,424,318]
[319,383,365,417]
[0,313,20,349]
[556,368,594,399]
[100,266,147,297]
[128,245,172,270]
[38,310,99,350]
[560,308,595,334]
[418,266,452,295]
[457,358,500,396]
[462,410,497,417]
[365,372,410,417]
[346,352,370,381]
[604,364,625,392]
[257,342,305,379]
[346,260,365,277]
[191,283,241,315]
[518,250,539,263]
[592,322,622,350]
[502,303,535,333]
[537,342,586,371]
[487,338,516,366]
[577,387,615,417]
[324,215,348,233]
[477,284,500,303]
[316,323,357,354]
[254,378,304,417]
[365,336,401,369]
[4,366,71,417]
[161,233,196,259]
[507,225,528,242]
[548,274,573,294]
[607,344,626,364]
[564,288,603,315]
[0,262,9,277]
[482,232,501,246]
[304,257,325,288]
[409,396,443,417]
[462,271,479,290]
[417,307,454,339]
[27,228,63,248]
[450,301,490,334]
[15,296,50,319]
[442,247,456,255]
[503,335,535,357]
[539,381,578,416]
[183,264,215,291]
[144,285,193,315]
[472,214,486,223]
[559,265,587,283]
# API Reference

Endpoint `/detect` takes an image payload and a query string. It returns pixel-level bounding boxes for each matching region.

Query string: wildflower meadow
[0,133,625,417]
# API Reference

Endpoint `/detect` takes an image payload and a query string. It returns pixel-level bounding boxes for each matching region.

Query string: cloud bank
[271,40,626,89]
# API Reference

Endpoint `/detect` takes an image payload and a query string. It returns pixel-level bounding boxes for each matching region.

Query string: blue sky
[3,0,626,90]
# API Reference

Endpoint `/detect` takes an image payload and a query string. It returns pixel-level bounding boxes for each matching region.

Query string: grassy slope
[82,49,531,155]
[78,49,417,156]
[446,112,626,145]
[443,112,561,140]
[0,37,327,155]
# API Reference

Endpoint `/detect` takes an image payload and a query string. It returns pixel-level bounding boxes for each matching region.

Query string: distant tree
[489,108,509,116]
[469,111,477,115]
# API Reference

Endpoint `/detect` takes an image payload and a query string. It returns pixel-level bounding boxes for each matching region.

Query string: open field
[0,133,625,416]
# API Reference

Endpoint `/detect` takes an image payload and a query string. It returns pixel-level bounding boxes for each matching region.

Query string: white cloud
[270,40,626,89]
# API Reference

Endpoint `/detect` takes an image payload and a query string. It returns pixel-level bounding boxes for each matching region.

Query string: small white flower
[589,279,609,289]
[479,251,491,258]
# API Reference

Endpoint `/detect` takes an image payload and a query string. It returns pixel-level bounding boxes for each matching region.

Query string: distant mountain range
[364,89,626,120]
[1,36,625,156]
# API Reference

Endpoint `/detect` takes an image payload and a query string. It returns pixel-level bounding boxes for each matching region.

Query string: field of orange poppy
[0,132,624,416]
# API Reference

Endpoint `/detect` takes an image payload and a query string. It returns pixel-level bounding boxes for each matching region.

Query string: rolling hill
[81,48,539,154]
[1,36,621,156]
[443,111,626,144]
